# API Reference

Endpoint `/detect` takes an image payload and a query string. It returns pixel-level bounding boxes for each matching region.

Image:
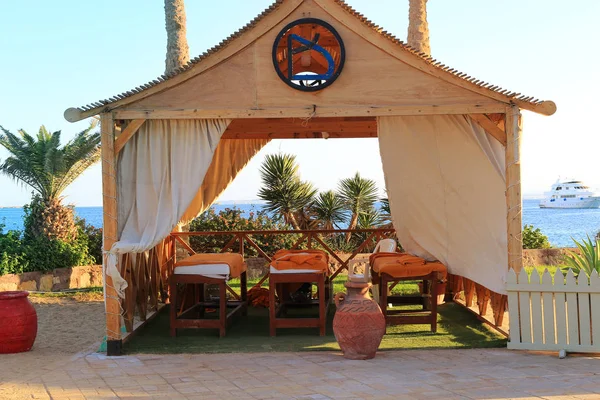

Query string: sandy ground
[0,296,105,387]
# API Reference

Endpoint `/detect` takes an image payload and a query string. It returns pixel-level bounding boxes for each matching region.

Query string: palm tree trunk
[345,213,358,242]
[408,0,431,56]
[165,0,191,255]
[287,212,301,230]
[164,0,190,75]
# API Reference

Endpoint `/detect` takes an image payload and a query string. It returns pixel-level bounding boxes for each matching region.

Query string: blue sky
[1,0,598,206]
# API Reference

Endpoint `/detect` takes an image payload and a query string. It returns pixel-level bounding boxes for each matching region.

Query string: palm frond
[311,190,347,230]
[338,172,378,214]
[258,153,316,229]
[0,124,101,201]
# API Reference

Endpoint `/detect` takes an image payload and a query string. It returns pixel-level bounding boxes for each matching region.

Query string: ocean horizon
[1,199,599,248]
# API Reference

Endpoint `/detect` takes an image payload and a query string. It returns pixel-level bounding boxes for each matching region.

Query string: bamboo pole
[505,106,523,273]
[101,113,122,355]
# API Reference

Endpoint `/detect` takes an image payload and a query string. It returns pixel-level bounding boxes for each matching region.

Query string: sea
[1,199,599,248]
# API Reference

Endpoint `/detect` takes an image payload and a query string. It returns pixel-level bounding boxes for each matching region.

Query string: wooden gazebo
[65,0,555,355]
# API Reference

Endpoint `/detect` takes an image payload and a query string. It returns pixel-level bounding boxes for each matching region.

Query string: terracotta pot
[0,291,38,354]
[333,281,385,360]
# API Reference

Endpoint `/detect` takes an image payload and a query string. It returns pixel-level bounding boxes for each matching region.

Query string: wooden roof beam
[114,119,146,154]
[113,104,509,120]
[469,114,507,146]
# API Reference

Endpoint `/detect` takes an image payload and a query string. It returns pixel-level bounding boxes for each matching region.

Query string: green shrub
[21,234,94,273]
[189,207,300,256]
[76,218,103,264]
[0,220,95,276]
[522,224,551,249]
[0,222,27,275]
[188,207,398,257]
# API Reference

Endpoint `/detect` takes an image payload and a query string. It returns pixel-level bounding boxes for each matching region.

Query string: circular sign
[272,18,345,92]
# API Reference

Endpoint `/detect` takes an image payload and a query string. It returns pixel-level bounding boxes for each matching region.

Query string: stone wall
[523,248,577,267]
[0,265,102,292]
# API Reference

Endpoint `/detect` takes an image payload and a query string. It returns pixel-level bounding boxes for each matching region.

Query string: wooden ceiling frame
[222,116,376,139]
[112,114,509,152]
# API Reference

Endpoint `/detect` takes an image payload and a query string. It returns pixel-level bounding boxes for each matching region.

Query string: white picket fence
[507,268,600,353]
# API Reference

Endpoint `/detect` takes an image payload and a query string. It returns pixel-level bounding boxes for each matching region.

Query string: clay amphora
[333,281,385,360]
[0,291,38,353]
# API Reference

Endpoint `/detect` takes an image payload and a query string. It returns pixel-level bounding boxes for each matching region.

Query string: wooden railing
[449,274,508,333]
[116,228,508,337]
[119,238,174,333]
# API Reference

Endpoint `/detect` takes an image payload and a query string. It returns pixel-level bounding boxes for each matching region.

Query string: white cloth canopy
[106,119,230,297]
[378,115,508,294]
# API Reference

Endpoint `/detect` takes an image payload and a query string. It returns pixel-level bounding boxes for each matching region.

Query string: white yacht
[539,180,600,209]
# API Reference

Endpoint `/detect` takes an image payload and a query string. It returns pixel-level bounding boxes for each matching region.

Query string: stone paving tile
[2,349,600,399]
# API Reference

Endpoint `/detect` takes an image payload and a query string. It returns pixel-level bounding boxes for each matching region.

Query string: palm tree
[164,0,191,250]
[408,0,431,56]
[258,154,317,229]
[379,196,393,227]
[311,190,346,230]
[0,123,101,240]
[164,0,190,75]
[338,172,378,241]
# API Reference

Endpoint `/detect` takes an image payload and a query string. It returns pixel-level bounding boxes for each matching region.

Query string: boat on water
[539,180,600,209]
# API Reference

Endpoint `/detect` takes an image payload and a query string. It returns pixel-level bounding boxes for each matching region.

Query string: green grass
[28,287,104,298]
[526,265,559,276]
[123,276,507,354]
[228,276,419,296]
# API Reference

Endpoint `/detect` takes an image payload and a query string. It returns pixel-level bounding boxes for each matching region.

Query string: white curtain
[106,119,230,297]
[378,115,508,294]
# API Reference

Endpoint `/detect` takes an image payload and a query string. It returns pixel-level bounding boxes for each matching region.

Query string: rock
[78,273,91,288]
[0,274,20,292]
[39,275,53,292]
[18,280,38,291]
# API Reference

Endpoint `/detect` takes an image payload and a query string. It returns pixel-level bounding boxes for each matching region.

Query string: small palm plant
[311,190,346,230]
[258,153,316,230]
[561,235,600,278]
[379,196,393,227]
[0,123,101,240]
[338,172,378,241]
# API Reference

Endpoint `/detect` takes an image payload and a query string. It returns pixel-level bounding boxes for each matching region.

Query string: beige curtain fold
[179,138,270,224]
[107,119,231,297]
[378,115,508,294]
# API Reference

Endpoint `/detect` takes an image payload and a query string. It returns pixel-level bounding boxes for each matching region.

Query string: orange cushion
[270,249,329,274]
[371,253,424,272]
[377,261,447,279]
[175,253,246,278]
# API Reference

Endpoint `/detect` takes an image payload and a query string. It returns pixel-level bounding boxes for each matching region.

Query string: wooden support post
[505,107,523,273]
[101,113,122,355]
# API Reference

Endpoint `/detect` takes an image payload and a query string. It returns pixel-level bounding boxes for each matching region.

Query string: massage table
[370,252,447,332]
[268,249,330,336]
[169,253,247,337]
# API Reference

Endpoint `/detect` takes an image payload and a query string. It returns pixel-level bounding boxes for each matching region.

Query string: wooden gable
[119,0,507,118]
[67,0,555,122]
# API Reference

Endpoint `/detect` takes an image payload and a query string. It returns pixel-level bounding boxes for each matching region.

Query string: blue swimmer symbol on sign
[287,33,336,83]
[272,18,346,92]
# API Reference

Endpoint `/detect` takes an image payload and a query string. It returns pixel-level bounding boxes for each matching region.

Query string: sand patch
[0,296,105,387]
